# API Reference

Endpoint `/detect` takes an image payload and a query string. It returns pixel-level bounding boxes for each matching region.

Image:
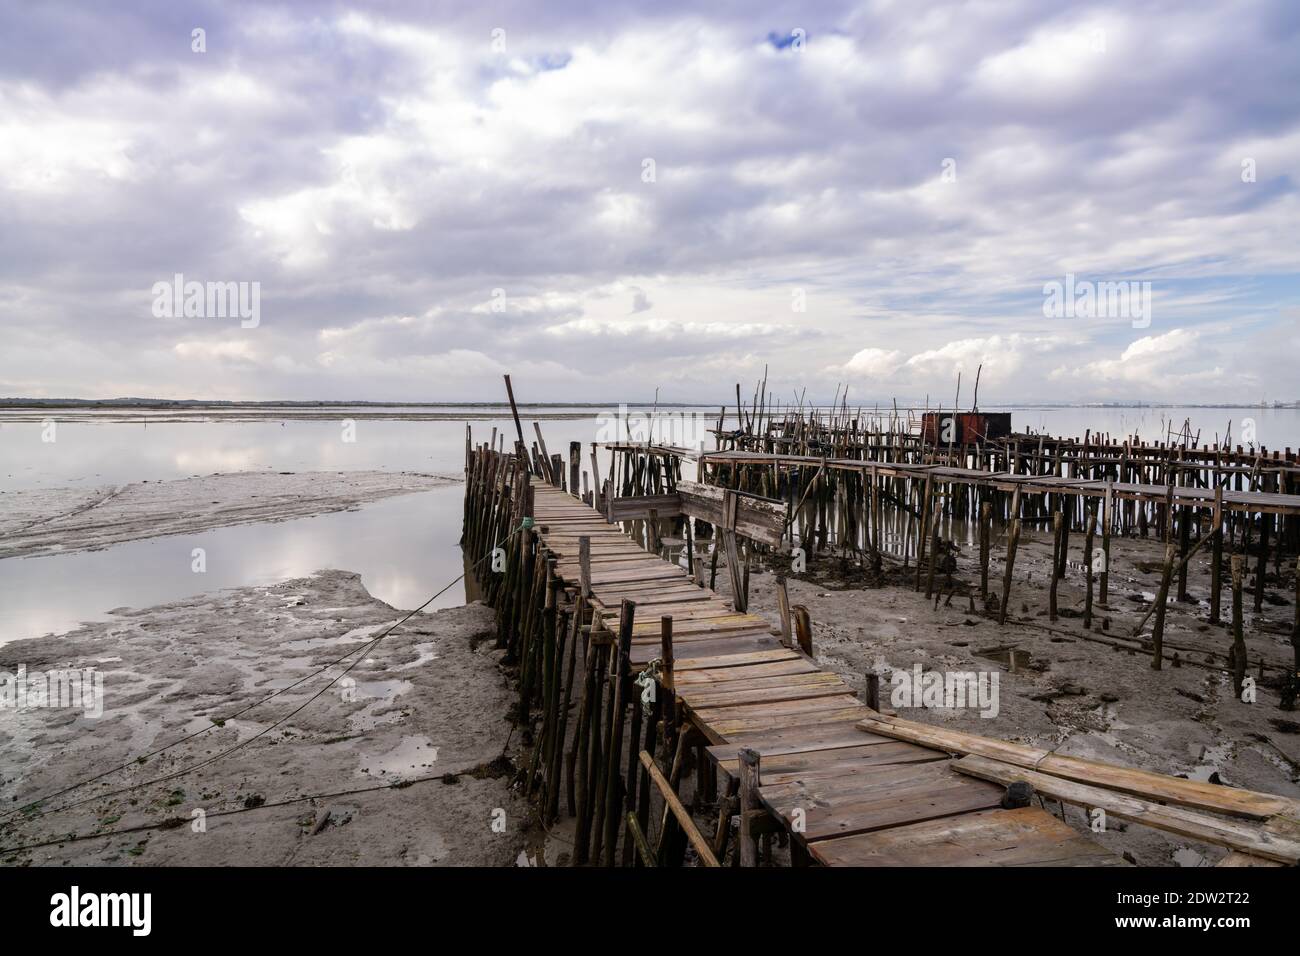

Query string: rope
[0,759,501,856]
[634,657,662,712]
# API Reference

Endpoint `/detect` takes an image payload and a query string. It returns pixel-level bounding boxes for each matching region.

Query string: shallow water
[0,403,1295,645]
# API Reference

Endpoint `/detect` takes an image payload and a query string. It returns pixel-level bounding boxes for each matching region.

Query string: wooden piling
[1210,486,1224,625]
[1151,542,1176,670]
[998,511,1021,626]
[1231,554,1246,696]
[1049,511,1062,622]
[737,748,761,867]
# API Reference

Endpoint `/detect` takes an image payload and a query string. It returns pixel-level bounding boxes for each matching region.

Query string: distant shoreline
[2,399,1297,411]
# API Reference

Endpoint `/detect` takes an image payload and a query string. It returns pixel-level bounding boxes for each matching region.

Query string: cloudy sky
[1,0,1297,405]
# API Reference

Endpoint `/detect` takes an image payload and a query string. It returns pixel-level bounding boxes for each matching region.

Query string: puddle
[280,627,378,652]
[1187,742,1233,782]
[974,646,1034,671]
[358,734,439,780]
[346,678,413,730]
[395,640,441,670]
[354,678,411,699]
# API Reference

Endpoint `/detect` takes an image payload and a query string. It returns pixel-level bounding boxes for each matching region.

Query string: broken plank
[951,754,1300,864]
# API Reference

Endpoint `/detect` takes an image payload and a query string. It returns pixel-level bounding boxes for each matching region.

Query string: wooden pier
[463,433,1300,867]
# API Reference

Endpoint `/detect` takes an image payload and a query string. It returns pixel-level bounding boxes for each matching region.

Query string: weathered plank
[953,754,1300,864]
[759,760,1003,842]
[809,807,1128,867]
[860,714,1300,821]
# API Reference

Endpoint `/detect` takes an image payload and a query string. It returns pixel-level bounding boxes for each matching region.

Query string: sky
[1,0,1297,406]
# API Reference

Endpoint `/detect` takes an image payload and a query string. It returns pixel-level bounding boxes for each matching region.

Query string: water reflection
[0,487,469,644]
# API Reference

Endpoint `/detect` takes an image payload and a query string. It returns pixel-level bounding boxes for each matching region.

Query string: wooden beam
[638,750,719,866]
[857,714,1300,820]
[953,755,1300,864]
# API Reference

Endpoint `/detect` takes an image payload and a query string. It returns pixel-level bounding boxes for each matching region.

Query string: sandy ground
[710,527,1300,866]
[0,470,458,559]
[0,572,529,866]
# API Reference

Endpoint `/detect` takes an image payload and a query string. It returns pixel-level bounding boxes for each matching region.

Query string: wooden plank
[605,492,683,522]
[632,613,770,635]
[584,565,687,585]
[647,638,790,669]
[598,588,714,607]
[952,755,1300,864]
[632,628,775,648]
[676,480,785,548]
[704,705,873,742]
[1217,852,1284,867]
[716,719,890,754]
[692,693,863,724]
[809,807,1128,867]
[760,760,1003,842]
[654,647,800,671]
[858,714,1300,821]
[637,750,719,866]
[674,658,821,685]
[676,670,845,698]
[714,740,946,785]
[680,679,853,711]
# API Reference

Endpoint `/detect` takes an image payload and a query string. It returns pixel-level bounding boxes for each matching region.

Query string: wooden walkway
[530,483,1128,866]
[701,450,1300,516]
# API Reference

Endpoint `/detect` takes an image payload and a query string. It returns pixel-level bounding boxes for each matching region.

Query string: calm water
[0,404,1296,644]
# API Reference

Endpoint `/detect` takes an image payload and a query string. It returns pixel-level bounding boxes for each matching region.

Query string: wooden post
[1151,542,1176,670]
[737,748,761,867]
[1231,554,1246,696]
[722,528,746,612]
[1210,486,1224,625]
[659,615,675,688]
[639,750,719,866]
[601,599,635,866]
[503,373,526,450]
[998,517,1021,626]
[1176,503,1191,602]
[1100,481,1112,605]
[1057,501,1070,581]
[864,672,880,711]
[1083,502,1096,630]
[569,441,581,499]
[578,535,591,600]
[660,615,676,749]
[572,623,604,865]
[870,465,882,567]
[915,474,933,590]
[979,499,991,602]
[774,574,793,647]
[654,729,692,865]
[1289,562,1299,710]
[1254,510,1269,613]
[791,604,813,657]
[624,811,655,867]
[1049,511,1062,622]
[554,593,582,821]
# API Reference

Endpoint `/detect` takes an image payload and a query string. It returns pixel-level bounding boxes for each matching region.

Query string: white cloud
[1,2,1297,404]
